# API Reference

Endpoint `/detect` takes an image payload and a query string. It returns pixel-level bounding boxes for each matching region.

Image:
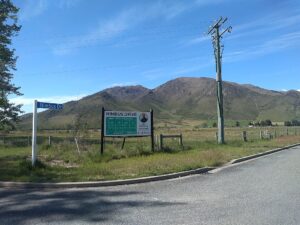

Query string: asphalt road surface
[1,146,300,225]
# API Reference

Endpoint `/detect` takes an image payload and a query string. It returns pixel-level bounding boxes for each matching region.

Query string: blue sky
[10,0,300,113]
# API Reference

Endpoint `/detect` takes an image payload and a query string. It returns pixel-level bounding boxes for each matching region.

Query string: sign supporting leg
[150,109,154,152]
[100,107,105,155]
[121,137,126,149]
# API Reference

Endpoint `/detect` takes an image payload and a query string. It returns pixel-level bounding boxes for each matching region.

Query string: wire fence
[0,136,100,147]
[1,127,300,149]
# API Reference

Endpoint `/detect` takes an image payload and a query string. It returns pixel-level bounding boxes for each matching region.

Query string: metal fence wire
[0,136,101,147]
[1,127,299,148]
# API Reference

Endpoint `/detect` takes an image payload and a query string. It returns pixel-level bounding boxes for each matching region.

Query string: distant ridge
[19,77,300,129]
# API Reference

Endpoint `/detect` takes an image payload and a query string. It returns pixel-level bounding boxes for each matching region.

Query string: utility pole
[208,17,232,144]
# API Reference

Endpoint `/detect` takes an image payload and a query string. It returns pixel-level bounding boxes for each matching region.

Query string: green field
[0,126,300,182]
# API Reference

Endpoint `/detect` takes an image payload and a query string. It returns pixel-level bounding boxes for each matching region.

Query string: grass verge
[0,136,299,182]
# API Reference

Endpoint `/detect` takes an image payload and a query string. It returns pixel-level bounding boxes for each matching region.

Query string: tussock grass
[0,134,300,182]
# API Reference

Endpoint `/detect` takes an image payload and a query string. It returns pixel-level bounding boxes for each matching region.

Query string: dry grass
[0,133,299,182]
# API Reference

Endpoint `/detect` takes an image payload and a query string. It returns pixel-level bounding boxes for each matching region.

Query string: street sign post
[32,100,37,167]
[32,100,63,167]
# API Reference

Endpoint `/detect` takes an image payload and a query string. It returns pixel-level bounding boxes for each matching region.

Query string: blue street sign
[37,102,63,110]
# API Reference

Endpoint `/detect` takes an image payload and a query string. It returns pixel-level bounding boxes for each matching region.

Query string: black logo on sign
[139,113,148,123]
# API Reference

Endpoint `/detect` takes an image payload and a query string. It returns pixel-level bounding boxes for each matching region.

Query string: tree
[72,113,89,152]
[284,121,292,127]
[73,113,88,139]
[260,120,267,126]
[265,119,272,126]
[201,122,208,128]
[291,119,300,126]
[0,0,22,131]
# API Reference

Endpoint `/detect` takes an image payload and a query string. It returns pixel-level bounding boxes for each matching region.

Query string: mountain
[19,77,300,129]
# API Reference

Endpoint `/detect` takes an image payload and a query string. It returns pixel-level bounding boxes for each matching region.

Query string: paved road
[1,146,300,225]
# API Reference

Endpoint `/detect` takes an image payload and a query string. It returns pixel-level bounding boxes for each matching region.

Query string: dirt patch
[47,159,79,168]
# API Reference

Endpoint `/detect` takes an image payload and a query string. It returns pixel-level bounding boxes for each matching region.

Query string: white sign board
[104,111,151,137]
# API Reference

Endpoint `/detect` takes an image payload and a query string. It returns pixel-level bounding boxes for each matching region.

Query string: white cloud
[240,12,300,31]
[58,0,82,9]
[52,7,143,55]
[10,94,86,106]
[223,31,300,63]
[19,0,82,21]
[282,89,300,92]
[173,62,213,76]
[185,11,300,47]
[230,11,300,41]
[159,1,191,20]
[195,0,229,6]
[184,36,210,46]
[51,0,223,55]
[109,82,137,87]
[260,31,300,50]
[20,0,48,21]
[141,68,166,81]
[10,94,87,114]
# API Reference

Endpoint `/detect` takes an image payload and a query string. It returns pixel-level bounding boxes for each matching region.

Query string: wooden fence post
[160,134,163,150]
[242,131,247,142]
[74,137,80,154]
[179,133,183,146]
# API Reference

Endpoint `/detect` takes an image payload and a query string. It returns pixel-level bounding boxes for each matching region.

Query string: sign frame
[100,107,154,154]
[104,111,151,137]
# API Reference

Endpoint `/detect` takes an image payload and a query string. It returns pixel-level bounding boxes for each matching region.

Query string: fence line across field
[1,127,300,148]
